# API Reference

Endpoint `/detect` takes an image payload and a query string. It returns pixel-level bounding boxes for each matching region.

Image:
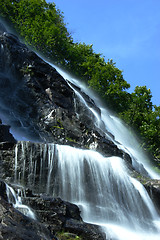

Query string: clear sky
[47,0,160,106]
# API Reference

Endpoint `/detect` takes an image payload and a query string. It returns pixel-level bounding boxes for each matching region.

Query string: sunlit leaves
[120,86,160,162]
[0,0,159,162]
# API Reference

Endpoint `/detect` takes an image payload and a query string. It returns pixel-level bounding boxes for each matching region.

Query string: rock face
[0,194,54,239]
[0,123,16,142]
[0,22,160,240]
[22,194,105,240]
[0,179,105,240]
[0,22,108,240]
[0,180,54,240]
[0,21,131,162]
[144,179,160,214]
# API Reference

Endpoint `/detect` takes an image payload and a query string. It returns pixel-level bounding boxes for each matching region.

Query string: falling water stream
[14,142,160,240]
[1,55,160,239]
[53,65,159,179]
[6,183,36,220]
[43,64,160,239]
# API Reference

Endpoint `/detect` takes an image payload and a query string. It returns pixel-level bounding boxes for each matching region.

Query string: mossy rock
[56,232,81,240]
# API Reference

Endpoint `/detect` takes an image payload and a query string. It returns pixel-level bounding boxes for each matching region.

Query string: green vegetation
[56,231,81,240]
[0,0,159,164]
[53,119,64,130]
[119,86,160,163]
[20,65,34,76]
[66,137,77,143]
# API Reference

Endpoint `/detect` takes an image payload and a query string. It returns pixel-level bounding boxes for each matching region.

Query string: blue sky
[47,0,160,106]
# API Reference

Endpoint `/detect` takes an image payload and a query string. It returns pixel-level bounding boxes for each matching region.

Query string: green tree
[120,86,153,129]
[140,106,160,161]
[0,0,131,113]
[0,0,159,162]
[119,86,160,162]
[0,0,72,63]
[86,59,131,112]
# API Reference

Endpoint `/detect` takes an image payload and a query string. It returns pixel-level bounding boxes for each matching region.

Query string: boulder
[0,180,55,240]
[0,122,16,144]
[144,179,160,214]
[22,194,106,240]
[0,22,7,34]
[0,179,106,240]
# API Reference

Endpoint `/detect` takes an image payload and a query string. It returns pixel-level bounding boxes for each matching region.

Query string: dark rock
[0,141,15,150]
[64,219,106,240]
[0,23,7,34]
[0,180,8,201]
[0,195,54,240]
[0,124,16,143]
[0,21,155,240]
[0,147,15,180]
[144,179,160,214]
[0,179,55,240]
[0,21,128,163]
[22,194,106,240]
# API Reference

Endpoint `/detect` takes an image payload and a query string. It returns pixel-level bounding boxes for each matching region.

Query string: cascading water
[14,141,160,240]
[44,65,160,239]
[6,183,36,220]
[1,39,160,238]
[2,22,160,239]
[53,65,160,179]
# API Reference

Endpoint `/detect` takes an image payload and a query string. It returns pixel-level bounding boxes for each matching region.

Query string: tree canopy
[0,0,159,164]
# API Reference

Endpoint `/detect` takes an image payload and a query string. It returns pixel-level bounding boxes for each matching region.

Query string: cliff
[0,22,160,240]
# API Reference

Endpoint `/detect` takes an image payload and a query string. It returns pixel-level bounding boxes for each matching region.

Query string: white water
[10,61,160,239]
[1,50,160,238]
[6,183,36,220]
[14,142,160,240]
[52,65,160,179]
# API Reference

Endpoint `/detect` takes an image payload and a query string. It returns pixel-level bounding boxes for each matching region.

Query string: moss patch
[56,231,82,240]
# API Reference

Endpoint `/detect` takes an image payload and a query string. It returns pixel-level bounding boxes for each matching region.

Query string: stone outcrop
[0,21,132,163]
[144,179,160,214]
[0,22,108,240]
[130,170,160,214]
[0,21,160,240]
[0,198,54,239]
[22,193,106,240]
[0,179,55,240]
[0,179,106,240]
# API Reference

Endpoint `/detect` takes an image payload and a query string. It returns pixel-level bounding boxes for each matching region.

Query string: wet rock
[0,22,7,34]
[22,194,106,240]
[0,180,8,201]
[144,179,160,214]
[0,21,153,240]
[64,219,106,240]
[0,21,127,162]
[0,123,16,144]
[0,196,54,240]
[0,179,55,240]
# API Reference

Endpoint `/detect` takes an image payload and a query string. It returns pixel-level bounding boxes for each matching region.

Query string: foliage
[120,86,153,129]
[0,0,130,112]
[56,231,81,240]
[140,105,160,161]
[87,59,130,112]
[0,0,72,63]
[120,86,160,163]
[0,0,159,162]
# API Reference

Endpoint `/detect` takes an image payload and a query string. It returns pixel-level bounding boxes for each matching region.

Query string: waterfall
[14,142,160,240]
[2,24,160,239]
[53,65,159,179]
[6,183,36,220]
[6,60,159,239]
